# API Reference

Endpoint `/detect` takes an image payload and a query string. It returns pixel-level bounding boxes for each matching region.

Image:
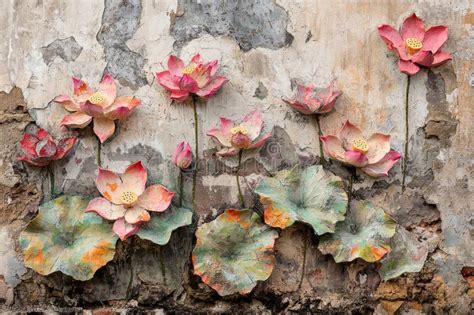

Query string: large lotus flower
[173,141,193,170]
[207,110,271,157]
[156,54,228,102]
[17,128,77,167]
[283,81,342,115]
[378,13,451,75]
[320,121,401,177]
[85,161,175,240]
[54,75,141,143]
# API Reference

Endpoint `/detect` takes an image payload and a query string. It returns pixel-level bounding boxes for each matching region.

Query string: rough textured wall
[0,0,473,313]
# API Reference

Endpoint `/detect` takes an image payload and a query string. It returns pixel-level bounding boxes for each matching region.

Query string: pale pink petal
[366,133,391,164]
[124,206,151,224]
[191,53,201,63]
[168,55,185,76]
[54,95,80,112]
[60,112,92,128]
[191,64,211,88]
[170,90,190,102]
[344,150,369,167]
[137,184,175,212]
[207,117,233,147]
[122,161,147,196]
[340,120,363,150]
[54,137,77,160]
[400,13,425,41]
[320,135,346,162]
[179,75,199,93]
[216,147,240,157]
[204,60,218,76]
[156,71,180,91]
[104,96,141,120]
[85,197,126,220]
[196,76,228,98]
[249,132,271,149]
[96,168,124,204]
[283,98,313,115]
[231,133,252,149]
[431,51,452,66]
[377,24,403,50]
[93,117,116,143]
[72,77,93,97]
[20,133,39,157]
[422,26,448,53]
[80,101,105,118]
[411,50,434,67]
[99,74,117,106]
[361,150,401,177]
[36,139,57,158]
[398,60,420,75]
[113,218,139,241]
[173,141,193,169]
[241,110,263,141]
[17,156,50,167]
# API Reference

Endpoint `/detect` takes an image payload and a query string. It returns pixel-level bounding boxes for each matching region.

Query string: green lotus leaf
[255,165,348,235]
[192,209,278,296]
[379,226,428,281]
[137,205,193,245]
[318,200,396,263]
[19,195,118,281]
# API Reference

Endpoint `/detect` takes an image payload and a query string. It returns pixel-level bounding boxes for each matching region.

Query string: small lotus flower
[54,75,141,143]
[173,141,193,170]
[85,161,175,240]
[17,128,77,167]
[207,110,271,157]
[156,53,228,102]
[378,13,451,75]
[283,81,342,115]
[320,121,401,177]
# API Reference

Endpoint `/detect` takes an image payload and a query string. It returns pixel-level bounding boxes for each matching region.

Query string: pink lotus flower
[320,121,401,177]
[54,75,141,143]
[85,161,175,240]
[173,141,193,170]
[283,81,342,115]
[207,110,271,157]
[156,54,228,102]
[378,13,451,75]
[17,128,77,167]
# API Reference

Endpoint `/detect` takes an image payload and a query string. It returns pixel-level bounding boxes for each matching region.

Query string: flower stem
[236,150,245,208]
[348,166,356,199]
[97,140,102,167]
[298,227,310,290]
[178,171,184,206]
[402,75,411,192]
[47,165,54,199]
[192,96,199,211]
[315,115,325,161]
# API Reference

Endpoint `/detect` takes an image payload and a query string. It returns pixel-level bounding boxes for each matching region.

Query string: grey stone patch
[0,226,27,288]
[41,37,83,65]
[254,82,268,100]
[258,126,300,173]
[97,0,147,89]
[171,0,294,51]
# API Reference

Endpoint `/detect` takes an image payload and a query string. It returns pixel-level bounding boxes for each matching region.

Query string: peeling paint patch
[0,227,27,288]
[41,37,83,65]
[171,0,294,51]
[97,0,147,89]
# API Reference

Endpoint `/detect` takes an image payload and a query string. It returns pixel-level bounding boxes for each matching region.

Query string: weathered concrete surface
[0,0,473,313]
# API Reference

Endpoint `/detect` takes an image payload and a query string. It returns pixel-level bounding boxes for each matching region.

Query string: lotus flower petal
[431,50,452,66]
[96,168,123,204]
[361,150,401,177]
[255,165,348,234]
[318,200,396,263]
[196,76,228,98]
[136,206,192,245]
[340,120,363,149]
[398,59,420,75]
[17,156,51,167]
[72,77,93,98]
[179,75,199,93]
[216,147,240,157]
[19,195,118,281]
[60,112,92,128]
[192,209,278,296]
[410,50,434,67]
[172,141,193,169]
[422,25,448,53]
[249,132,271,149]
[400,13,425,41]
[54,137,77,160]
[344,150,369,167]
[379,227,428,281]
[377,24,403,50]
[104,96,141,120]
[366,133,391,164]
[156,71,180,91]
[170,90,190,102]
[122,161,147,196]
[80,101,105,118]
[93,117,116,143]
[137,184,174,212]
[20,133,39,157]
[207,117,233,147]
[85,197,126,220]
[168,55,184,76]
[320,135,346,162]
[98,74,117,106]
[54,95,80,112]
[241,110,263,141]
[35,138,57,158]
[113,218,139,241]
[124,206,151,224]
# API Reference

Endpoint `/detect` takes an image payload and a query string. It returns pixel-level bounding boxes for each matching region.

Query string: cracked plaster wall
[0,0,472,313]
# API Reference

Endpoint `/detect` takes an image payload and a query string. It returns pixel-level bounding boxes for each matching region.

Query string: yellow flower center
[230,126,249,135]
[405,38,423,55]
[182,64,196,75]
[120,191,138,206]
[88,92,106,105]
[352,138,369,154]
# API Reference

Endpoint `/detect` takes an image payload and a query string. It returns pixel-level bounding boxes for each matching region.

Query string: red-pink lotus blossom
[85,161,175,240]
[54,75,141,143]
[156,53,228,102]
[378,13,451,75]
[283,81,342,115]
[207,110,271,157]
[17,128,77,167]
[320,121,401,177]
[173,141,193,170]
